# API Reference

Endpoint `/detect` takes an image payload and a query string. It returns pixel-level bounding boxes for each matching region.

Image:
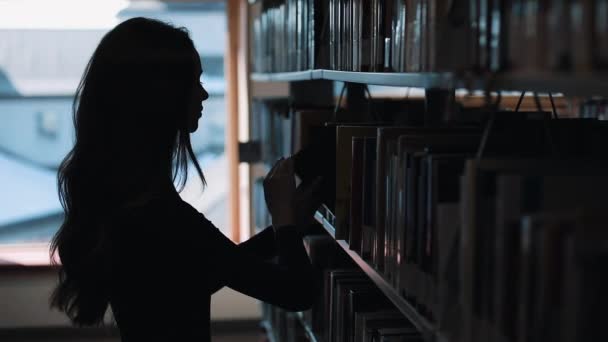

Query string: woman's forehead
[194,52,203,73]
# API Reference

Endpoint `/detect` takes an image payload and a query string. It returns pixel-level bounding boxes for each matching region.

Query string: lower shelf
[314,211,437,341]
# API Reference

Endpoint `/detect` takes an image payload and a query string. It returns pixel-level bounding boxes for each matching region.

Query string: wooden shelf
[322,70,455,88]
[252,70,608,96]
[313,212,437,341]
[251,70,323,82]
[252,70,454,88]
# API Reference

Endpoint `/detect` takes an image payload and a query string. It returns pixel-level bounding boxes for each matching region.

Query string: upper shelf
[251,70,608,97]
[251,70,455,89]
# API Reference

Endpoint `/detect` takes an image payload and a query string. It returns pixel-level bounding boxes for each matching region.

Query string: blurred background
[0,0,261,341]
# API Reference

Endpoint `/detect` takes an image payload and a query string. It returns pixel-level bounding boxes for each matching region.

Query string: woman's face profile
[187,51,209,133]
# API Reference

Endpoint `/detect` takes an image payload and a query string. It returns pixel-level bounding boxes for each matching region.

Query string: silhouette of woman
[50,17,319,341]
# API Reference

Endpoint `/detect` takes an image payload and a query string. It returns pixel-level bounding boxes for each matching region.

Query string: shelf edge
[312,210,437,340]
[313,211,335,238]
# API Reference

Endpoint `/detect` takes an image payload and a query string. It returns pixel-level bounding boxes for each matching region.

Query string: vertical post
[239,0,253,242]
[345,82,367,112]
[226,0,241,242]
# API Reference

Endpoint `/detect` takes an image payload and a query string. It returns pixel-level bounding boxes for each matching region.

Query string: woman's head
[74,17,208,188]
[51,17,208,325]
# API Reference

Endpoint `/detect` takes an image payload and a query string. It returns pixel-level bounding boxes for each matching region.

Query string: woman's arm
[202,217,314,311]
[236,226,276,259]
[206,158,320,309]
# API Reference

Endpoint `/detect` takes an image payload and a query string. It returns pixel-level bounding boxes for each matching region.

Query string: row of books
[251,0,608,73]
[459,161,608,342]
[339,125,608,342]
[252,0,321,73]
[250,100,293,166]
[251,99,608,341]
[580,98,608,120]
[263,233,424,342]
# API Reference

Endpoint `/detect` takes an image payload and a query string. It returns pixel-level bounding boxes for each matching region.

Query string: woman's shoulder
[118,192,213,229]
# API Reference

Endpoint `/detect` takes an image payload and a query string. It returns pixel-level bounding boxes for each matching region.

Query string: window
[0,0,230,263]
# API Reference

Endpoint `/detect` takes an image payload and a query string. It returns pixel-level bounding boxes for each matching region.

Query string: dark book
[425,153,471,321]
[427,0,472,71]
[391,0,406,72]
[395,133,479,301]
[435,201,461,338]
[594,0,608,68]
[547,0,572,71]
[405,0,421,71]
[571,0,594,71]
[561,218,608,341]
[488,0,507,71]
[354,311,410,342]
[335,279,371,342]
[303,234,339,336]
[384,151,400,285]
[342,284,392,342]
[360,0,373,71]
[329,0,336,69]
[375,327,422,342]
[507,0,524,70]
[492,174,523,341]
[469,0,481,70]
[375,128,479,272]
[460,159,608,342]
[330,272,368,342]
[309,0,330,68]
[517,213,577,342]
[335,126,378,241]
[325,269,355,339]
[361,136,378,260]
[350,137,366,250]
[478,0,489,70]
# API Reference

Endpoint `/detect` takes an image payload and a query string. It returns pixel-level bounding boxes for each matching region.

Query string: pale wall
[0,269,260,328]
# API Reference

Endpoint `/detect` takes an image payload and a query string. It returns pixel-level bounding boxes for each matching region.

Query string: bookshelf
[252,70,608,97]
[313,211,437,342]
[246,1,608,342]
[252,70,455,89]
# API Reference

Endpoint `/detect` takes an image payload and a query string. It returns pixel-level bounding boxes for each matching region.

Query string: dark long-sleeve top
[108,191,314,341]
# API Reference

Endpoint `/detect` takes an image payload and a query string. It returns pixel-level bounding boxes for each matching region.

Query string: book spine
[349,137,365,251]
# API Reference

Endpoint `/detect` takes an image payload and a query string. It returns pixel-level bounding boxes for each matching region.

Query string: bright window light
[0,0,129,30]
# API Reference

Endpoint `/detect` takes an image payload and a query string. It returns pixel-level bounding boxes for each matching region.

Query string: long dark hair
[50,17,205,326]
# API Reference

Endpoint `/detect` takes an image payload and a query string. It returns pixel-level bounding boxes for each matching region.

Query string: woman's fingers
[264,157,284,185]
[269,158,283,176]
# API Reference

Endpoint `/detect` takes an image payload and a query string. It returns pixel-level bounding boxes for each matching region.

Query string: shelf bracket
[425,88,456,126]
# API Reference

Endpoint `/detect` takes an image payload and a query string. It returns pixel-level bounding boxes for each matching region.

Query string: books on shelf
[252,0,608,74]
[460,160,608,342]
[252,92,608,342]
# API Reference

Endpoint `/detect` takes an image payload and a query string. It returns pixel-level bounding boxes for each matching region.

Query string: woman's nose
[201,87,209,101]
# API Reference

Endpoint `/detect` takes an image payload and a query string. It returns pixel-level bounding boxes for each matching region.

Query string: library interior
[1,0,608,341]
